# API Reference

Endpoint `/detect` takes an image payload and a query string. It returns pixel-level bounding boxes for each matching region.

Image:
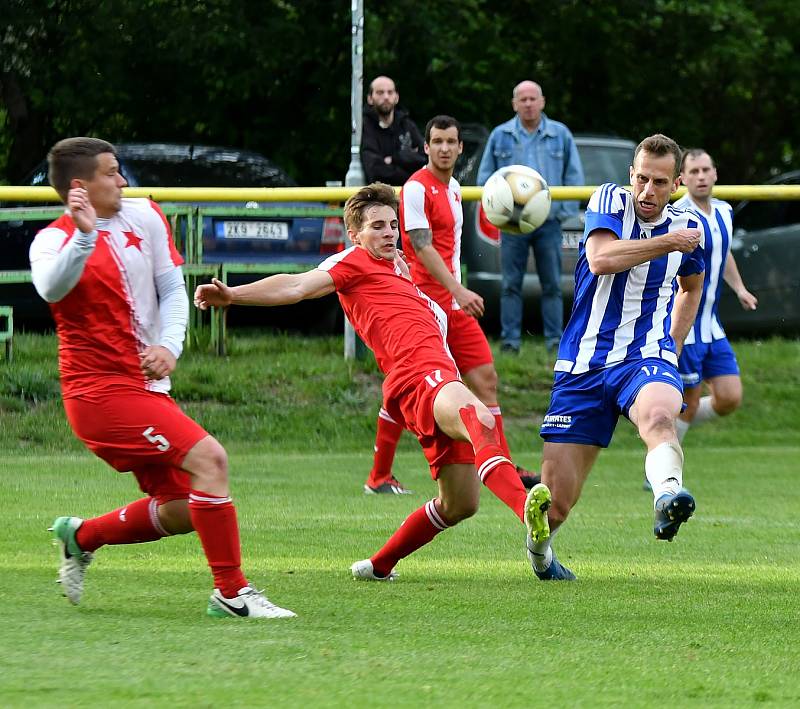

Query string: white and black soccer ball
[481,165,551,234]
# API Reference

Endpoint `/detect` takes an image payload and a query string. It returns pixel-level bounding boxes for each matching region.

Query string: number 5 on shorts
[142,426,171,452]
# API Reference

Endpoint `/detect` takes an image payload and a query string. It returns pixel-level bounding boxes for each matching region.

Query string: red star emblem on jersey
[454,193,461,203]
[123,230,143,250]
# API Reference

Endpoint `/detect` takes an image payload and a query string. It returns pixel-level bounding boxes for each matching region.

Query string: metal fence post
[344,0,366,361]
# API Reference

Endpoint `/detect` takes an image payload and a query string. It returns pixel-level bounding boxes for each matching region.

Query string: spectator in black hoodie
[361,76,426,185]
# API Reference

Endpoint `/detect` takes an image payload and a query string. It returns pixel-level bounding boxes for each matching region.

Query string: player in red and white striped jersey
[31,137,293,618]
[363,116,539,494]
[195,183,548,580]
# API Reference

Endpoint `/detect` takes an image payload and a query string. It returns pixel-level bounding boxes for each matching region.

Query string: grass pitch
[1,334,799,706]
[2,444,799,707]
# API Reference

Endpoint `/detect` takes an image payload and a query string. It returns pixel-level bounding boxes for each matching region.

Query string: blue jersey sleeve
[584,183,626,239]
[678,214,706,276]
[679,245,705,276]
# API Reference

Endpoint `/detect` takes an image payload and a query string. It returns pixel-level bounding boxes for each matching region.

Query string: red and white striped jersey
[399,167,464,311]
[29,198,183,397]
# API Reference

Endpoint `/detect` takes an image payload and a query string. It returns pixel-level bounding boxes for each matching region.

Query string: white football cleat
[350,558,397,581]
[207,587,297,619]
[50,516,94,605]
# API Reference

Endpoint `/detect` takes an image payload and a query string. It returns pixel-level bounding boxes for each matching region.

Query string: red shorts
[447,309,493,375]
[63,387,209,503]
[384,360,475,479]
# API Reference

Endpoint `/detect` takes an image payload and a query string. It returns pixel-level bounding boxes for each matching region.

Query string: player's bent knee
[474,405,496,430]
[715,394,741,416]
[157,499,193,535]
[641,406,675,435]
[443,501,479,524]
[183,435,229,487]
[458,401,496,432]
[476,369,499,397]
[439,494,480,524]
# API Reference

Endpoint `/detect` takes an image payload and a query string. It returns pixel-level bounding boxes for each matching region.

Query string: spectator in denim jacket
[477,81,584,354]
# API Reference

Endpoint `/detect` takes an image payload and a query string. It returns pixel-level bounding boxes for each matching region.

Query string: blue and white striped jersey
[673,194,733,344]
[554,183,705,375]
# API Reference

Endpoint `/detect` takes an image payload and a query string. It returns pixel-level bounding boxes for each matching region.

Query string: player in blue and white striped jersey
[527,135,706,581]
[673,149,757,442]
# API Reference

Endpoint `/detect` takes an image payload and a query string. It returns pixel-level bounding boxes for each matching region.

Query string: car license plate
[562,230,582,250]
[219,221,289,240]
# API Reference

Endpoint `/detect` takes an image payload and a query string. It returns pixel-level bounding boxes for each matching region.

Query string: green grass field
[1,334,799,707]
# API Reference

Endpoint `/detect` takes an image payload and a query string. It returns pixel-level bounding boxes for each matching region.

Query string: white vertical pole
[344,0,365,360]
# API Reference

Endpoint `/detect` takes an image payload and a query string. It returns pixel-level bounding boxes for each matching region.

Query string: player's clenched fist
[669,228,701,253]
[67,187,96,234]
[139,345,176,381]
[194,277,233,310]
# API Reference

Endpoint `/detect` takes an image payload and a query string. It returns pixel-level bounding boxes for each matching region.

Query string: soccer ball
[481,165,551,234]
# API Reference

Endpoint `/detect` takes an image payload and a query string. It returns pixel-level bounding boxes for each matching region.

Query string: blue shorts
[678,338,739,388]
[540,358,684,448]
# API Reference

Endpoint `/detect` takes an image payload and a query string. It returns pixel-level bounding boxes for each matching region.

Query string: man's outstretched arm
[194,270,336,310]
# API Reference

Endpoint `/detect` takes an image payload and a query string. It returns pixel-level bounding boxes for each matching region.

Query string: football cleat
[523,483,552,545]
[517,466,541,490]
[351,558,398,581]
[207,587,297,619]
[50,516,93,605]
[363,477,412,495]
[654,490,696,541]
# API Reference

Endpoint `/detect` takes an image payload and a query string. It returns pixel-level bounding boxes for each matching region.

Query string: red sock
[460,404,527,521]
[76,497,168,553]
[189,490,248,597]
[366,408,404,488]
[486,403,512,459]
[370,499,450,576]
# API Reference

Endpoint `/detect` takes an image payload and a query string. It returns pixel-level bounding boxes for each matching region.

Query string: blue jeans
[500,218,563,350]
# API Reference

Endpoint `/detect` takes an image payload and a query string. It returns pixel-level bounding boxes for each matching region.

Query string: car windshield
[578,144,633,186]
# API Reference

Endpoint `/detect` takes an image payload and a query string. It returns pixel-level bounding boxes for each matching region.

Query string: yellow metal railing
[3,185,800,203]
[4,182,800,354]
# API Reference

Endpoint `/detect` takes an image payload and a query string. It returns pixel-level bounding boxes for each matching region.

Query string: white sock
[530,545,553,572]
[645,441,683,506]
[675,417,691,443]
[692,396,719,426]
[529,528,559,571]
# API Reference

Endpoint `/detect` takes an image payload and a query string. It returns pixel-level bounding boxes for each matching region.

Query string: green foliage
[3,1,800,183]
[0,108,9,184]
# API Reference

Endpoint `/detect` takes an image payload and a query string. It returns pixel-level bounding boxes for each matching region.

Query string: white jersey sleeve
[154,267,188,359]
[400,180,429,232]
[29,225,98,303]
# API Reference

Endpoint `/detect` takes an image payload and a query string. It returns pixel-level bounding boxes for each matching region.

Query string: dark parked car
[0,144,346,330]
[455,130,637,333]
[719,171,800,334]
